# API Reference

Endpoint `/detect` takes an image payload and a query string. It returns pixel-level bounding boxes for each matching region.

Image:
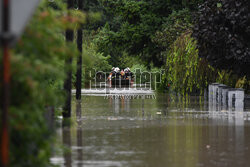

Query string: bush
[0,0,83,166]
[152,9,192,51]
[71,40,112,88]
[193,0,250,78]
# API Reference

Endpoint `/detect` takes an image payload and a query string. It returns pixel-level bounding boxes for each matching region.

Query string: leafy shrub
[79,41,112,87]
[235,76,250,93]
[152,9,192,51]
[0,0,83,166]
[193,0,250,78]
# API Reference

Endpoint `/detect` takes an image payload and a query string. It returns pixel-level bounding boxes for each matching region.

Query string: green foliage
[93,23,121,66]
[82,40,111,72]
[74,41,112,87]
[131,63,148,74]
[216,70,236,88]
[130,63,162,89]
[0,0,83,166]
[162,31,246,95]
[131,64,148,84]
[116,52,141,68]
[193,0,250,78]
[235,76,250,93]
[152,9,192,51]
[165,32,216,95]
[94,0,203,67]
[81,0,109,31]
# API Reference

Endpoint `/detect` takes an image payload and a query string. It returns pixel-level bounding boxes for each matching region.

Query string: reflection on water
[77,117,83,167]
[51,91,250,167]
[62,122,71,167]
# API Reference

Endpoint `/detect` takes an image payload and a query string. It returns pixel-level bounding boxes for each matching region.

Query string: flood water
[51,89,250,167]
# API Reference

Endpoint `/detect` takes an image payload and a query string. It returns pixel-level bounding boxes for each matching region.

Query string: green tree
[165,32,216,95]
[94,0,203,67]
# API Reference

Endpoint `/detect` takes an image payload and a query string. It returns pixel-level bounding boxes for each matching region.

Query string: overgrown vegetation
[0,0,83,166]
[193,0,250,78]
[162,31,241,95]
[165,32,210,94]
[93,0,203,67]
[63,0,250,93]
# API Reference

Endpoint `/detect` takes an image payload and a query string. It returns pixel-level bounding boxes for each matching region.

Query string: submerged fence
[208,83,245,111]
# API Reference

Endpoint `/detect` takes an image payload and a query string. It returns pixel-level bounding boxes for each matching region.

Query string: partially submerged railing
[208,83,245,111]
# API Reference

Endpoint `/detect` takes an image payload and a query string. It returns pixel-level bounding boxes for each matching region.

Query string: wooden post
[63,0,74,118]
[76,0,83,100]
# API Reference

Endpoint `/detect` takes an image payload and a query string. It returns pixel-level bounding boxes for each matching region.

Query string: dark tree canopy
[94,0,203,67]
[193,0,250,77]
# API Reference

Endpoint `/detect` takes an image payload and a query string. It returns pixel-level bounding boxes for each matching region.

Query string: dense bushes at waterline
[161,31,246,95]
[163,32,214,94]
[193,0,250,78]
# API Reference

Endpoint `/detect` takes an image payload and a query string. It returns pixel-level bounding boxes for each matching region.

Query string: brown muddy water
[51,90,250,167]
